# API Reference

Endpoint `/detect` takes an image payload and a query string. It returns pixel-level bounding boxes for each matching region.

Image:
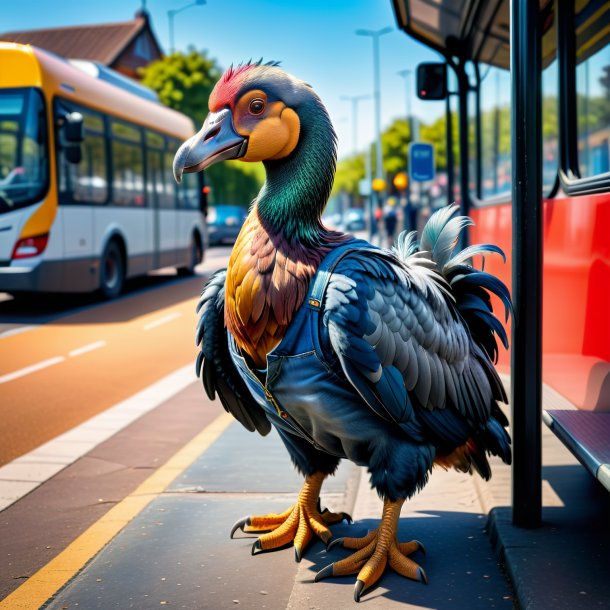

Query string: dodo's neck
[255,97,336,245]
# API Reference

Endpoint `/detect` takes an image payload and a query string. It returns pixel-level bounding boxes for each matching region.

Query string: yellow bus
[0,42,207,298]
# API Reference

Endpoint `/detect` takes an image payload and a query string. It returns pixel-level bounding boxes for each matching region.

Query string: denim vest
[228,238,375,456]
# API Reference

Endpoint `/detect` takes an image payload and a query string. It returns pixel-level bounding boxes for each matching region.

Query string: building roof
[0,12,155,66]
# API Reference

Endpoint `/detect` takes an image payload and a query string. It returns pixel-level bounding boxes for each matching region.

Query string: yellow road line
[0,412,234,610]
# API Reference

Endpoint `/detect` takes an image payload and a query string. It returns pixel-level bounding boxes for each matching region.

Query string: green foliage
[140,48,221,125]
[334,91,590,196]
[140,49,263,205]
[333,153,365,197]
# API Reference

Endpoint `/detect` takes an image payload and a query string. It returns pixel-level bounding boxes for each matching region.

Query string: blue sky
[2,0,445,159]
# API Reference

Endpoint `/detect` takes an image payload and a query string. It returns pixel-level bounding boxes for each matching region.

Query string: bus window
[110,120,145,207]
[178,172,199,210]
[479,65,511,198]
[0,88,48,213]
[56,102,107,205]
[162,151,177,209]
[575,0,610,178]
[447,69,461,205]
[146,148,175,210]
[542,59,559,189]
[541,4,558,190]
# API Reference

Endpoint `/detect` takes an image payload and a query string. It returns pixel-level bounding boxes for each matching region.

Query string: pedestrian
[372,206,383,245]
[383,199,398,247]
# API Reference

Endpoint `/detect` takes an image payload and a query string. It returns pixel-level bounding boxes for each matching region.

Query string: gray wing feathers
[195,269,271,436]
[325,251,497,434]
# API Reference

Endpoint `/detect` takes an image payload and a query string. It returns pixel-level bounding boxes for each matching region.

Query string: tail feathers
[481,417,512,465]
[395,204,513,363]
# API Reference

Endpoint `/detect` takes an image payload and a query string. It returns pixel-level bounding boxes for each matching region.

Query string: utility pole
[356,27,392,195]
[168,0,206,54]
[398,68,414,230]
[340,94,371,155]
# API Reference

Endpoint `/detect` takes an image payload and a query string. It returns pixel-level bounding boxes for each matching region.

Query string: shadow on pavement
[0,272,206,327]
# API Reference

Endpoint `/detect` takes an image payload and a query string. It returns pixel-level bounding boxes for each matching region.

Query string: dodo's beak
[173,108,248,183]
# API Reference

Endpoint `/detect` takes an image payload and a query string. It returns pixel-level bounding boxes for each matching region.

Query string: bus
[392,0,610,503]
[0,42,207,299]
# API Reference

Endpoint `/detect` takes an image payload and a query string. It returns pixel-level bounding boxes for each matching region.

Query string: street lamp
[340,94,373,238]
[398,68,414,230]
[168,0,206,54]
[355,27,392,185]
[340,94,371,155]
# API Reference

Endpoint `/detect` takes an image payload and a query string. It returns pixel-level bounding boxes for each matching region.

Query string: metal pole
[365,145,374,242]
[398,69,413,229]
[511,0,543,528]
[457,65,470,219]
[168,11,175,53]
[340,94,371,156]
[373,35,383,182]
[356,27,392,195]
[445,94,454,206]
[167,1,205,54]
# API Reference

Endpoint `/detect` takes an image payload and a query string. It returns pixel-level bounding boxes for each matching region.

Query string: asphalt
[4,375,610,609]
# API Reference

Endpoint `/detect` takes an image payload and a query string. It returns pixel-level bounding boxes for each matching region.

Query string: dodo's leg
[316,497,427,601]
[230,471,351,561]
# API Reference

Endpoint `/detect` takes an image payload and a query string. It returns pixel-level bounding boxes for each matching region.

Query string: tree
[140,49,263,206]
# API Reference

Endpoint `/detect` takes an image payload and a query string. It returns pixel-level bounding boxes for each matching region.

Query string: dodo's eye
[249,98,265,115]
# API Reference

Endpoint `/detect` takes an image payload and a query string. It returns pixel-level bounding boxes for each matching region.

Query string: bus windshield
[0,88,48,214]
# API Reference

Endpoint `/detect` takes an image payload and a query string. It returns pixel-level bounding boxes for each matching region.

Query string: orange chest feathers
[224,213,328,369]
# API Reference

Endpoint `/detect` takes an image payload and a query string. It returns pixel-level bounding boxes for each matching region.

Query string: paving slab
[482,378,610,610]
[286,469,514,610]
[46,496,302,610]
[168,423,355,495]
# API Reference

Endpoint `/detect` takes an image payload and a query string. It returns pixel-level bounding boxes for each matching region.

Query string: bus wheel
[100,240,125,299]
[177,236,201,276]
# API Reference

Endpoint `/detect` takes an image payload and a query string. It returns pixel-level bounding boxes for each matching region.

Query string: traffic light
[416,63,447,100]
[393,172,408,191]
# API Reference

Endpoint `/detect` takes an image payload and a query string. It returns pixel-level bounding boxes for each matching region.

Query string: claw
[251,540,262,556]
[314,563,334,582]
[417,567,428,584]
[294,546,303,563]
[415,540,426,555]
[354,579,365,602]
[343,512,353,524]
[230,516,251,539]
[326,537,344,552]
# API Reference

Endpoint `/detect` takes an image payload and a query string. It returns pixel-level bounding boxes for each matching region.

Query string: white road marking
[0,325,37,339]
[143,311,182,330]
[0,356,65,385]
[0,364,195,511]
[68,340,106,358]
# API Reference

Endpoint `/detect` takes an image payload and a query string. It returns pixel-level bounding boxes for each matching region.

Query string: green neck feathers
[256,96,337,245]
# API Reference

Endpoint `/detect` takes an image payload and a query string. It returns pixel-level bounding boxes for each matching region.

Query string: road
[0,246,231,466]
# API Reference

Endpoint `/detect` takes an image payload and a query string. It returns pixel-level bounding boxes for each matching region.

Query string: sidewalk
[478,378,610,610]
[5,377,610,609]
[42,407,514,609]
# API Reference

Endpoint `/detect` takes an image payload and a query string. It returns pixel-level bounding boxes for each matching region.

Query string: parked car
[322,211,343,230]
[207,205,248,245]
[344,208,366,231]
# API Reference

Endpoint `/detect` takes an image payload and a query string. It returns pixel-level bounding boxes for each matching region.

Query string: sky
[1,0,446,159]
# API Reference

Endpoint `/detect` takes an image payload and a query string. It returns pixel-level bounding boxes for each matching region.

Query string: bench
[543,410,610,492]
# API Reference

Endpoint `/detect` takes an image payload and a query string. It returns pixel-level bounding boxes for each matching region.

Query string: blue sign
[409,142,435,182]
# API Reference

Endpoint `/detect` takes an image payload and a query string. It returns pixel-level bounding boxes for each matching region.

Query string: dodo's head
[173,61,335,185]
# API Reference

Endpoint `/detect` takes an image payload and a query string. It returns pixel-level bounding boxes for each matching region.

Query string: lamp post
[340,94,371,155]
[355,27,392,189]
[398,68,414,230]
[168,0,206,54]
[341,94,372,237]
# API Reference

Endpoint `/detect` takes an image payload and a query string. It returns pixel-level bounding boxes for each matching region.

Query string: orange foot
[315,498,427,601]
[230,472,351,561]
